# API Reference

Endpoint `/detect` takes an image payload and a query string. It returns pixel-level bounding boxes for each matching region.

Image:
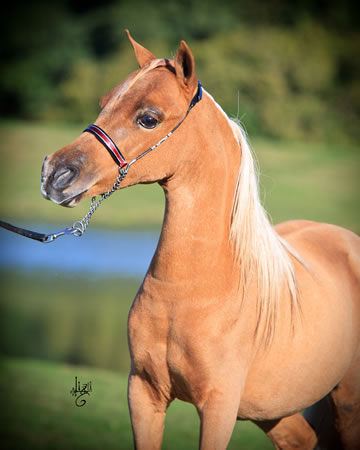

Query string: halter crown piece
[0,81,203,243]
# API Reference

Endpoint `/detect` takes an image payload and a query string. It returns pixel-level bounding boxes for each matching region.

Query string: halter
[84,80,202,169]
[0,81,202,243]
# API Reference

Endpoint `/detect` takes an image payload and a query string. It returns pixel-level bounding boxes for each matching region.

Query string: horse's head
[41,30,200,207]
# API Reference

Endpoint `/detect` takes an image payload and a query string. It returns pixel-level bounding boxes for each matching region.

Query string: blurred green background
[0,0,359,448]
[1,0,359,142]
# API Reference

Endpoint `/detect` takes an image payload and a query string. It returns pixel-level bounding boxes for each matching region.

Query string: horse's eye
[137,115,158,129]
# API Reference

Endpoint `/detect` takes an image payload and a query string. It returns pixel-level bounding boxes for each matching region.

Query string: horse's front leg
[128,374,168,450]
[198,388,242,450]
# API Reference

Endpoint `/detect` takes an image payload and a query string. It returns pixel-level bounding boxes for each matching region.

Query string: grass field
[0,120,359,232]
[0,357,273,449]
[0,271,138,373]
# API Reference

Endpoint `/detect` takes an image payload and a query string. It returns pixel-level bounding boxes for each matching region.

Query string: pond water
[0,223,160,277]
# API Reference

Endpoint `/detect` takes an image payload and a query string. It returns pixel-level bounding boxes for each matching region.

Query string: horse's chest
[128,304,211,403]
[128,303,167,368]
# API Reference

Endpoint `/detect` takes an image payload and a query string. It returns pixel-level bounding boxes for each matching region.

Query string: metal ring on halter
[71,221,86,237]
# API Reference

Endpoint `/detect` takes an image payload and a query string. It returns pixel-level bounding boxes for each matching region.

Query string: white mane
[227,119,302,343]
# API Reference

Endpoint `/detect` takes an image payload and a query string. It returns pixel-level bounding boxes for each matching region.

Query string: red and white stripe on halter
[84,124,127,168]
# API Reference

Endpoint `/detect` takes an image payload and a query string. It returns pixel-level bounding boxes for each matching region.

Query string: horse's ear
[174,41,197,94]
[125,29,156,68]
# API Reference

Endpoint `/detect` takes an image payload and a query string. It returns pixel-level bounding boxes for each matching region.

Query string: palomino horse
[41,31,360,449]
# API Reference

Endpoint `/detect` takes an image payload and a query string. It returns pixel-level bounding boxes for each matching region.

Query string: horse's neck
[152,181,231,283]
[148,96,240,292]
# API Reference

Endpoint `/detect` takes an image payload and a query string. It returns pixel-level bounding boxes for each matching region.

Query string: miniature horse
[41,31,360,449]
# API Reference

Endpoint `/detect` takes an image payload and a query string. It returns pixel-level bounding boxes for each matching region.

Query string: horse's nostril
[52,165,79,190]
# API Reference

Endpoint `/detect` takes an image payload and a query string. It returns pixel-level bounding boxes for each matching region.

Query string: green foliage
[1,1,359,142]
[192,23,359,141]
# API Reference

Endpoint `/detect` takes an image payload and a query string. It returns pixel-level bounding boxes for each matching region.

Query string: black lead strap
[0,220,47,242]
[0,80,203,243]
[0,220,75,243]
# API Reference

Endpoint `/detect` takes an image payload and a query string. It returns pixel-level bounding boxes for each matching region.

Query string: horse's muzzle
[41,155,87,207]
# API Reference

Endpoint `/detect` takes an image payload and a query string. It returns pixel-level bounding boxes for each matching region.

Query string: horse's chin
[42,189,87,208]
[60,194,84,208]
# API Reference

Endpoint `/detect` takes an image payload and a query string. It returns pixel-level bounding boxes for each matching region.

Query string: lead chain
[70,166,129,237]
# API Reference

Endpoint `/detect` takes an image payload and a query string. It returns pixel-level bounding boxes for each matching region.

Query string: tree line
[1,0,358,142]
